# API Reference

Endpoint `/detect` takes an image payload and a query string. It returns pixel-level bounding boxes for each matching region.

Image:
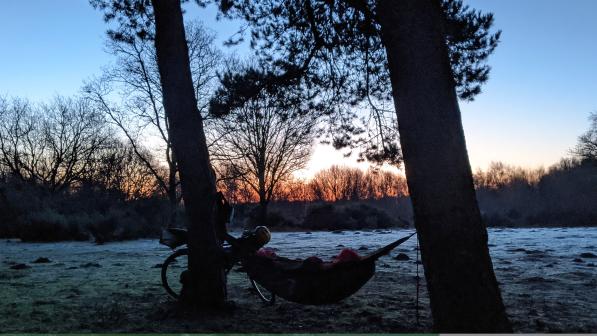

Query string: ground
[1,228,596,333]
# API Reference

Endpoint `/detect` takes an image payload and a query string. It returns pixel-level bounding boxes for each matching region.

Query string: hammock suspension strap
[415,232,420,326]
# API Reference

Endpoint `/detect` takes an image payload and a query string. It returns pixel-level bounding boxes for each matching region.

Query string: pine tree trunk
[377,0,511,332]
[151,0,226,307]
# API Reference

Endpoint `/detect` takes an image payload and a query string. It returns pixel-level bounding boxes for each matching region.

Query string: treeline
[474,159,597,227]
[218,165,408,203]
[225,160,597,230]
[217,166,411,231]
[1,94,595,240]
[0,96,170,242]
[0,95,409,241]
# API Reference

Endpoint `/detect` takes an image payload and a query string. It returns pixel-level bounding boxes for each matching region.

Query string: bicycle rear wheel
[250,278,276,305]
[161,248,188,300]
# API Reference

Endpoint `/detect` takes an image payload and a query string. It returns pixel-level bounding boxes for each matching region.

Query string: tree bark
[377,0,511,332]
[151,0,226,307]
[167,152,178,226]
[257,161,268,226]
[258,198,268,226]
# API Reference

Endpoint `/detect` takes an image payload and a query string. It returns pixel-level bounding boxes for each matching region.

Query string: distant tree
[215,163,256,203]
[309,166,345,202]
[572,112,597,163]
[473,162,544,191]
[274,178,315,202]
[84,19,221,225]
[0,96,111,192]
[309,165,407,201]
[309,165,365,201]
[367,169,409,198]
[213,0,510,331]
[84,139,158,200]
[211,85,317,225]
[216,166,408,203]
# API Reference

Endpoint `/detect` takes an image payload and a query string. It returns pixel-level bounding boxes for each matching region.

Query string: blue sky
[461,0,597,170]
[1,1,596,175]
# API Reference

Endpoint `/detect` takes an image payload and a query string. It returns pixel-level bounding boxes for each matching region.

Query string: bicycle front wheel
[161,248,188,300]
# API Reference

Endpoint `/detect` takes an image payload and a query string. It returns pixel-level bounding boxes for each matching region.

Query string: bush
[481,213,515,228]
[0,177,167,242]
[246,207,296,228]
[302,204,337,230]
[19,209,89,242]
[302,203,401,230]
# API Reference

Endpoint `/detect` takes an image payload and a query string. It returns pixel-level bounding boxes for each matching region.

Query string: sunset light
[1,0,595,333]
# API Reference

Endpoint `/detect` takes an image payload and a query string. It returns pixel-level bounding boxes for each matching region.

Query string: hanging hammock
[241,232,416,305]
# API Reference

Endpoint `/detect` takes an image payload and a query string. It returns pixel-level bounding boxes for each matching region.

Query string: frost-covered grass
[1,228,596,332]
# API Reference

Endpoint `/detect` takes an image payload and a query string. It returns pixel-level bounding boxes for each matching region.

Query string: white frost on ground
[0,228,596,332]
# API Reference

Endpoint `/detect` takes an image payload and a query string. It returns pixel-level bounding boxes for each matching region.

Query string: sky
[1,0,596,177]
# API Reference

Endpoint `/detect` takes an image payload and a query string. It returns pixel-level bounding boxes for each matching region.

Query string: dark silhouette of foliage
[213,0,499,101]
[302,203,398,230]
[475,159,597,228]
[84,19,222,226]
[92,0,229,307]
[207,0,500,165]
[0,96,111,192]
[572,112,597,163]
[211,78,317,225]
[90,0,155,43]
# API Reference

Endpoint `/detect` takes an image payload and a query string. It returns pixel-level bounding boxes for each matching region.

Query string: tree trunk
[377,0,511,332]
[167,153,178,227]
[258,198,268,226]
[257,164,267,226]
[151,0,226,307]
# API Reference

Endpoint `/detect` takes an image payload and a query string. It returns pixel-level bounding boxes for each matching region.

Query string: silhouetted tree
[472,159,596,228]
[473,162,544,191]
[84,20,221,225]
[309,165,407,201]
[274,178,314,202]
[212,0,509,331]
[0,96,111,191]
[211,86,317,225]
[85,139,158,200]
[572,112,597,163]
[91,0,226,307]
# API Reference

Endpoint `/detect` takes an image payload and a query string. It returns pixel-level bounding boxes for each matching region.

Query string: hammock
[241,232,416,305]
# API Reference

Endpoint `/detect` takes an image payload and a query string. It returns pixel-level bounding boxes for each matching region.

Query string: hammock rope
[415,232,420,325]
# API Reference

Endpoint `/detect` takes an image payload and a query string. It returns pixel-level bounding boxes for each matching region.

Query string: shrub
[302,203,401,230]
[246,207,296,228]
[1,177,167,242]
[19,209,89,242]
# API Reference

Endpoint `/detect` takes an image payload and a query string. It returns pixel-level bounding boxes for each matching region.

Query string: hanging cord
[415,231,420,326]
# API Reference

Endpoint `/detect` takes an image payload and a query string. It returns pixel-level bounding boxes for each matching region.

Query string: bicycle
[160,226,276,305]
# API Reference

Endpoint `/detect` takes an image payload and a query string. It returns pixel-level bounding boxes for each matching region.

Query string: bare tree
[309,166,348,202]
[84,139,159,200]
[84,20,221,224]
[0,96,110,192]
[211,91,317,225]
[0,97,36,182]
[309,165,407,201]
[572,112,597,163]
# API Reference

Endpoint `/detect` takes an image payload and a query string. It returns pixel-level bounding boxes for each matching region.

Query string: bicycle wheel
[161,248,188,300]
[250,278,276,305]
